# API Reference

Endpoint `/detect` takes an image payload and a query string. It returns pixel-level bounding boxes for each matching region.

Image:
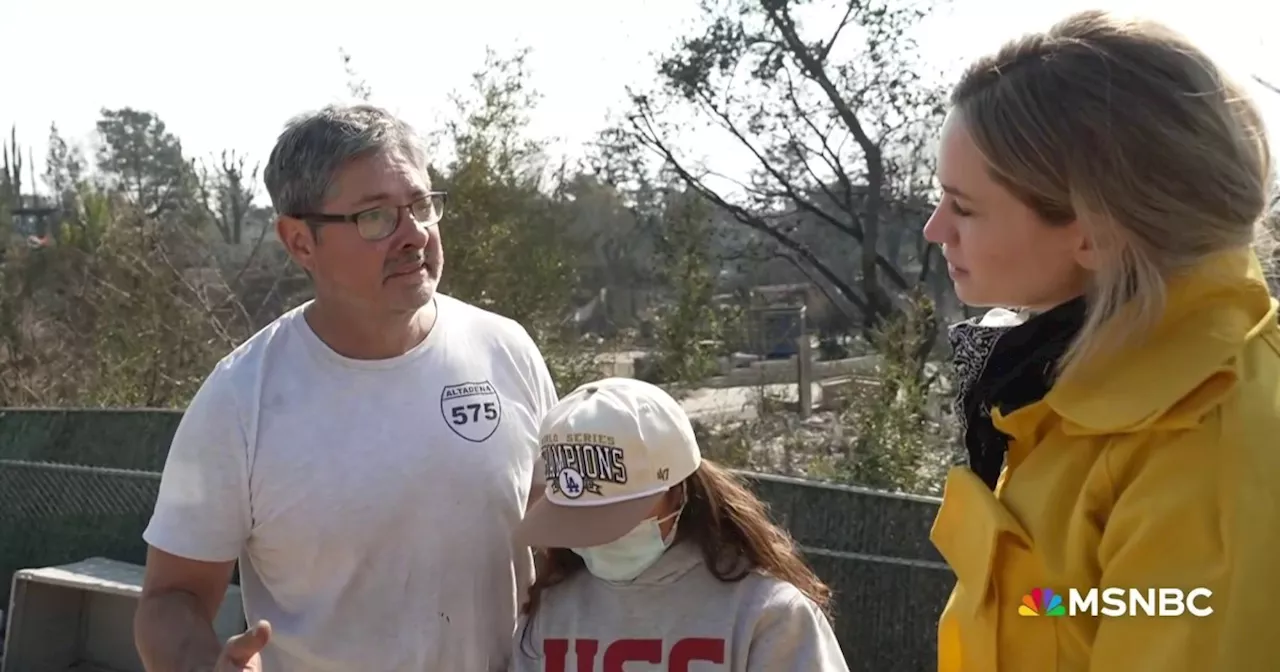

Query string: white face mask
[572,506,683,582]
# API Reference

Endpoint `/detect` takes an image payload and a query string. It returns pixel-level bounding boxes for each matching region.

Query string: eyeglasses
[292,191,448,241]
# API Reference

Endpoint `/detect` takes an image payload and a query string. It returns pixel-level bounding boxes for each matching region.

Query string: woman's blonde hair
[952,10,1274,374]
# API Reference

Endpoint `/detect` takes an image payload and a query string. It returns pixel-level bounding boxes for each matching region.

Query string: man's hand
[216,620,272,671]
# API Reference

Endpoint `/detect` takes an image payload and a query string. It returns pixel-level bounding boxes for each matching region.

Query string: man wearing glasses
[133,104,557,671]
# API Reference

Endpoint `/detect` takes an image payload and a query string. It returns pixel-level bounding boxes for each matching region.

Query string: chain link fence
[0,410,953,672]
[0,460,158,609]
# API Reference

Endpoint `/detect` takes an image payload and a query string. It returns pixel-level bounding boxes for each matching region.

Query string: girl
[511,376,849,671]
[925,10,1280,671]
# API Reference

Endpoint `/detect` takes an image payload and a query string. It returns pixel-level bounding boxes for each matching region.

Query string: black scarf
[946,297,1087,490]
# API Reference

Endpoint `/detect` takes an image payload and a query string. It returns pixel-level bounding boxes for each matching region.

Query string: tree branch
[817,1,858,64]
[630,109,869,315]
[1255,75,1280,96]
[763,1,892,323]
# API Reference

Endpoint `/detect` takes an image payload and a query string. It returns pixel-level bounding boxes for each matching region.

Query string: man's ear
[276,215,318,272]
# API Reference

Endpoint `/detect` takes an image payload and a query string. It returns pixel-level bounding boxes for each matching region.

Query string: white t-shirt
[143,294,558,671]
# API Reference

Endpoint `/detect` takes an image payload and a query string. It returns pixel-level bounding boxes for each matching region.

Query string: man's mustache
[385,254,427,274]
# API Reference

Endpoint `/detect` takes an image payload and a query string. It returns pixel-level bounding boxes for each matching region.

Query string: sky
[2,0,1279,201]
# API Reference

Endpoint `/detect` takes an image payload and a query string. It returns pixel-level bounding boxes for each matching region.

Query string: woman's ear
[1073,234,1103,271]
[1068,221,1111,273]
[663,483,686,513]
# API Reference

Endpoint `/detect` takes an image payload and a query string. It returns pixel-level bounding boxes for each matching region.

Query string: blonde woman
[924,10,1280,672]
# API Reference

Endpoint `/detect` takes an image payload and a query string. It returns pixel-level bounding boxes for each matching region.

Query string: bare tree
[196,150,259,245]
[619,0,946,340]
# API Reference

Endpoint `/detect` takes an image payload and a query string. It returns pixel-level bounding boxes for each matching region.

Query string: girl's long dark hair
[518,459,832,654]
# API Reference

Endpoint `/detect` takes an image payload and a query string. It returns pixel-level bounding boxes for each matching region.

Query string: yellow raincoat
[931,247,1280,671]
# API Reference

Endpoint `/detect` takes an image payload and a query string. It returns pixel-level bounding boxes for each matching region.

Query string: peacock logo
[1019,588,1066,616]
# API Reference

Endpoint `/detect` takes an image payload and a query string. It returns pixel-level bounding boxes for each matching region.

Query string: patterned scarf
[946,297,1087,490]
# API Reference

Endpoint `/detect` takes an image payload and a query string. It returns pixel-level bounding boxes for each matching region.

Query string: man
[134,104,557,671]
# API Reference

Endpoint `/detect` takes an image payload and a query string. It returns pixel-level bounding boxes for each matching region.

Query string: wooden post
[796,305,812,416]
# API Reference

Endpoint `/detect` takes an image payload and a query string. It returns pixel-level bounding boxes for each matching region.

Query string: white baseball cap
[513,377,702,548]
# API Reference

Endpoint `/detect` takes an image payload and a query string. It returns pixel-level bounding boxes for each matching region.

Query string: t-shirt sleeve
[518,327,558,501]
[746,585,849,672]
[142,365,251,563]
[522,331,559,419]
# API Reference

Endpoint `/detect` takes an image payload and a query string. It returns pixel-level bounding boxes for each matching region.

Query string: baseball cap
[513,377,702,549]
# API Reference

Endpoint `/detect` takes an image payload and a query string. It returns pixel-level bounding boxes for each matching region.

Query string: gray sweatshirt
[510,542,849,671]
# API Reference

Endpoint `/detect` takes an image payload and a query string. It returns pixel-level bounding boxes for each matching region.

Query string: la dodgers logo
[556,467,590,499]
[440,381,502,442]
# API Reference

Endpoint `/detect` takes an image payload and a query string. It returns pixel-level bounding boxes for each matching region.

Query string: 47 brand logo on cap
[543,436,629,500]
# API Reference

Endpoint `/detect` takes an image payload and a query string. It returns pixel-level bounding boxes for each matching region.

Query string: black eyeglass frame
[290,191,448,241]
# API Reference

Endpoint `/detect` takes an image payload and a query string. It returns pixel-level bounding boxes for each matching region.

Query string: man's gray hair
[263,104,429,216]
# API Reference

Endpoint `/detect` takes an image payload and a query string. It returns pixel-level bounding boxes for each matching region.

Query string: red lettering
[542,637,729,670]
[574,639,600,672]
[545,639,568,672]
[543,638,600,672]
[603,639,663,671]
[669,638,726,671]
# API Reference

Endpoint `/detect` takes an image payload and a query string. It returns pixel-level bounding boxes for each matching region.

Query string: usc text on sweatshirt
[510,542,849,671]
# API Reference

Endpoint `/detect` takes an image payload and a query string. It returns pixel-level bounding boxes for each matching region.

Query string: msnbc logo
[1019,587,1213,617]
[1019,588,1066,616]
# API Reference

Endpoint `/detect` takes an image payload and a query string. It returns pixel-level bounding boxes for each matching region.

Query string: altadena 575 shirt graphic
[1019,587,1214,618]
